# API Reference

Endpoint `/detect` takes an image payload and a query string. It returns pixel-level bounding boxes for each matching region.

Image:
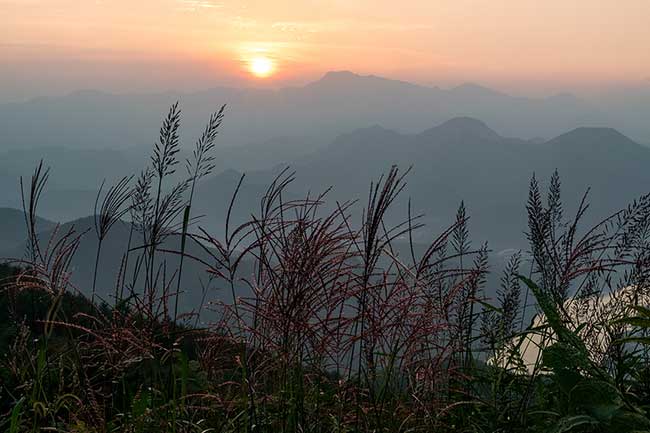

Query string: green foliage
[517,277,650,433]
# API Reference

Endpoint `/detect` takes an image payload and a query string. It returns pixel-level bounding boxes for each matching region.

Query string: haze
[3,0,650,101]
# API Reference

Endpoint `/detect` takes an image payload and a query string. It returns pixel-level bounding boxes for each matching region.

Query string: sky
[2,0,650,101]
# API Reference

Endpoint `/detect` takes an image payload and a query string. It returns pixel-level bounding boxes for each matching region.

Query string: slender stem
[118,223,134,306]
[91,239,103,305]
[173,175,197,327]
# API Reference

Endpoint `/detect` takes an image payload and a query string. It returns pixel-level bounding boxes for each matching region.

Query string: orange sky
[2,0,650,100]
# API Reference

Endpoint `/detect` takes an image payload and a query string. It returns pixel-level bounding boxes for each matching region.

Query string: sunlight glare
[249,56,274,78]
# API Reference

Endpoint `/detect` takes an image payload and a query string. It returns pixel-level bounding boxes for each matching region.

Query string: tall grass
[2,106,650,432]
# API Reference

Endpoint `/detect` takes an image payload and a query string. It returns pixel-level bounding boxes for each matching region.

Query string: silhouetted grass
[2,105,650,432]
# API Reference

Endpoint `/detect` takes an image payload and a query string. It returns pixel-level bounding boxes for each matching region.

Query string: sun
[249,56,274,78]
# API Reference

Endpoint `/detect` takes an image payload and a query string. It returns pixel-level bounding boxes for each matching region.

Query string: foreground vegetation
[2,105,650,432]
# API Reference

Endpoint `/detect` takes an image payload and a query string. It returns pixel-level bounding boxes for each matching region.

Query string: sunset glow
[2,0,650,101]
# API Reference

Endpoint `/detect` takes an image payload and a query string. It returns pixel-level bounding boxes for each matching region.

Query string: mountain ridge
[6,68,649,158]
[194,118,648,253]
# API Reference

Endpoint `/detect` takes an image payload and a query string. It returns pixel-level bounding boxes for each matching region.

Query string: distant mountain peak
[311,71,371,87]
[419,117,501,141]
[309,70,424,91]
[451,83,504,98]
[560,126,632,140]
[320,70,361,81]
[548,126,640,150]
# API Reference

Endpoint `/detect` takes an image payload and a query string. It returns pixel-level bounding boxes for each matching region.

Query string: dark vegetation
[2,105,650,432]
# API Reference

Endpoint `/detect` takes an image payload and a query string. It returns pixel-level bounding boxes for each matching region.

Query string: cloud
[271,21,323,34]
[176,0,222,12]
[271,19,431,35]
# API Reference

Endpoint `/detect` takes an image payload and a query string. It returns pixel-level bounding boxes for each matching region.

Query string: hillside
[0,208,55,253]
[195,118,650,253]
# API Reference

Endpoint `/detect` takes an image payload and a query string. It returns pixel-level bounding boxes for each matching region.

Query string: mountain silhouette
[0,214,252,318]
[3,70,640,161]
[2,118,648,309]
[0,208,55,253]
[418,117,501,142]
[192,118,650,253]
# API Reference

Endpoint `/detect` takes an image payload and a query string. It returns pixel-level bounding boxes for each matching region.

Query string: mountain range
[2,72,650,309]
[2,116,648,253]
[2,70,648,155]
[2,117,649,318]
[189,117,650,254]
[2,70,648,221]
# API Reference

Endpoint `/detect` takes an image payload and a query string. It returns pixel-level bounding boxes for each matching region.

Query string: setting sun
[249,57,274,78]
